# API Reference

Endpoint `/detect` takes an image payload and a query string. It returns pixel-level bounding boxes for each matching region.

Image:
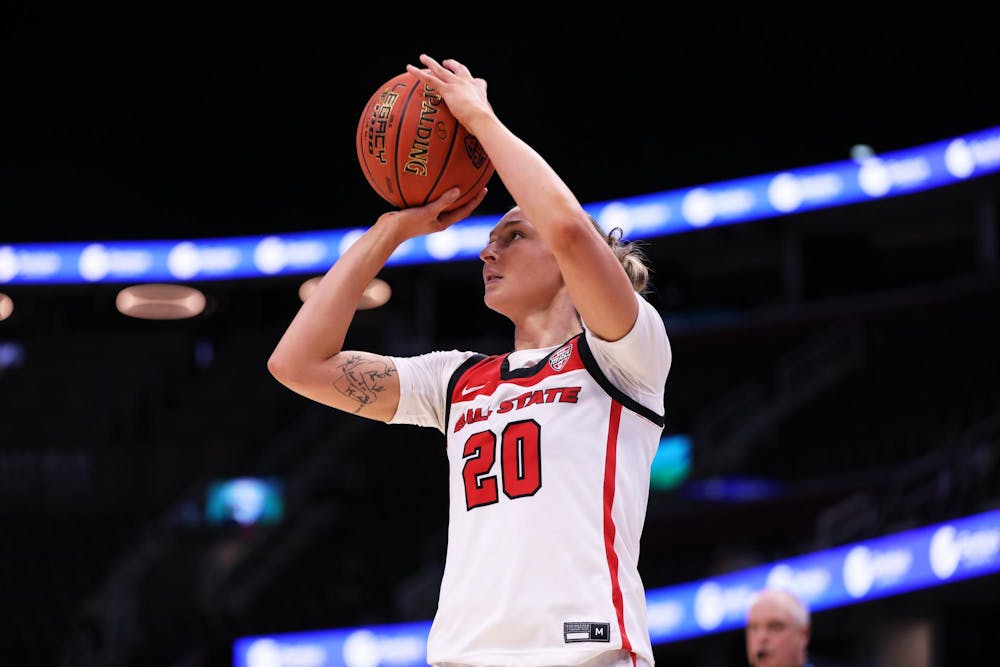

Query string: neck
[511,307,582,351]
[513,327,582,351]
[497,287,582,351]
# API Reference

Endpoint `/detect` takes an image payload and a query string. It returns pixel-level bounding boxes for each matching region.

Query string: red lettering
[514,391,532,409]
[560,386,581,403]
[542,388,561,402]
[523,390,545,407]
[459,387,581,428]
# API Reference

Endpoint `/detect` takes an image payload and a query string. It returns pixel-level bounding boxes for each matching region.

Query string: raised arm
[267,188,486,422]
[407,55,639,342]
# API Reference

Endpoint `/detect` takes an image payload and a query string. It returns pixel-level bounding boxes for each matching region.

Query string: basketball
[356,71,495,210]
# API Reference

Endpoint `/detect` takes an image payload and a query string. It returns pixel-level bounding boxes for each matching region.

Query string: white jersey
[390,294,670,667]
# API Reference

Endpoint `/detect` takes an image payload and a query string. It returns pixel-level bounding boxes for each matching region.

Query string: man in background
[745,588,811,667]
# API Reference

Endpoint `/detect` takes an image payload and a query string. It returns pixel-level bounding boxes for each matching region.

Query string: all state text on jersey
[453,386,582,433]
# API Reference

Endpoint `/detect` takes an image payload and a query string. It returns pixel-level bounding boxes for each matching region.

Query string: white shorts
[578,649,652,667]
[434,649,653,667]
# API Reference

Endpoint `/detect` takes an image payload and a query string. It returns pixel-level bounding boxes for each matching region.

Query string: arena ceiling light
[297,276,391,310]
[0,293,12,321]
[115,283,207,320]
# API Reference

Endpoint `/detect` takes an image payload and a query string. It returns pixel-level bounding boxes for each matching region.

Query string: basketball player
[268,54,670,667]
[745,589,811,667]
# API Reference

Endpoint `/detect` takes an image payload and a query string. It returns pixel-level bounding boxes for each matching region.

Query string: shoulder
[388,350,484,430]
[390,350,484,389]
[584,293,671,394]
[586,293,669,357]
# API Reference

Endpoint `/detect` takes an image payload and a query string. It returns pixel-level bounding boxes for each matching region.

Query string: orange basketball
[356,72,494,211]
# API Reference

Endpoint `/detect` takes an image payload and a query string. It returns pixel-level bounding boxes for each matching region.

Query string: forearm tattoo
[334,355,396,413]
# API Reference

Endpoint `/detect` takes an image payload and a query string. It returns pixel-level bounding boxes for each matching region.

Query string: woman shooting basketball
[268,54,671,667]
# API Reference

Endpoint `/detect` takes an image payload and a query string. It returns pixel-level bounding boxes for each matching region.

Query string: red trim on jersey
[602,400,633,654]
[450,344,587,404]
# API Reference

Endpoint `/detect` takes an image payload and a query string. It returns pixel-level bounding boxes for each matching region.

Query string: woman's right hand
[380,185,489,242]
[268,184,488,422]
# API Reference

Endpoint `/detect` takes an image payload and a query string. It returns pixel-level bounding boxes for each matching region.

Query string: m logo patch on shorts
[564,621,611,643]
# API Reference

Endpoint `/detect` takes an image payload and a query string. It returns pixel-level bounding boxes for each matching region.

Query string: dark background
[5,8,998,244]
[2,6,999,667]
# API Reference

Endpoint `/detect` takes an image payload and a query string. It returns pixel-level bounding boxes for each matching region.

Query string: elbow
[266,352,280,379]
[267,349,296,387]
[549,210,596,248]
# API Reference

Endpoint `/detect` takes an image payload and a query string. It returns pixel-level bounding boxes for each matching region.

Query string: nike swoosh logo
[461,383,487,397]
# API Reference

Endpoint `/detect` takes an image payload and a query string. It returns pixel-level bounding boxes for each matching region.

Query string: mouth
[483,271,502,285]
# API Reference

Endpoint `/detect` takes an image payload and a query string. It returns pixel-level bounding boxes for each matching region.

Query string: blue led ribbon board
[3,126,999,286]
[232,507,1000,667]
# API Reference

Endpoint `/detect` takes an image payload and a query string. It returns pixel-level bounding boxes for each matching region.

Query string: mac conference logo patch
[549,344,573,372]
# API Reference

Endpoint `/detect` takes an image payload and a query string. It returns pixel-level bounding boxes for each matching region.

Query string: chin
[483,294,512,320]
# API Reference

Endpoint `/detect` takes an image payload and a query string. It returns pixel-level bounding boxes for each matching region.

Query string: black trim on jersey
[447,335,665,429]
[498,347,560,379]
[492,333,665,428]
[575,334,666,428]
[444,353,488,429]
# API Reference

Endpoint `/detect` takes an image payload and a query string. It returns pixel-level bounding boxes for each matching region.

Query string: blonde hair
[589,215,652,295]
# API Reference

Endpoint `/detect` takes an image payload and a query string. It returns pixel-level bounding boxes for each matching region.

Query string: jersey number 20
[462,419,542,510]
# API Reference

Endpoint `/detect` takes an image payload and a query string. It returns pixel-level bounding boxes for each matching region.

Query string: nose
[480,240,498,263]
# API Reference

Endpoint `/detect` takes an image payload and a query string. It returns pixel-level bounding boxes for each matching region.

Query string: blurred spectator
[745,588,811,667]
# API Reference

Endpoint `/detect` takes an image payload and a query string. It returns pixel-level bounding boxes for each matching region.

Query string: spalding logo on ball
[356,72,495,211]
